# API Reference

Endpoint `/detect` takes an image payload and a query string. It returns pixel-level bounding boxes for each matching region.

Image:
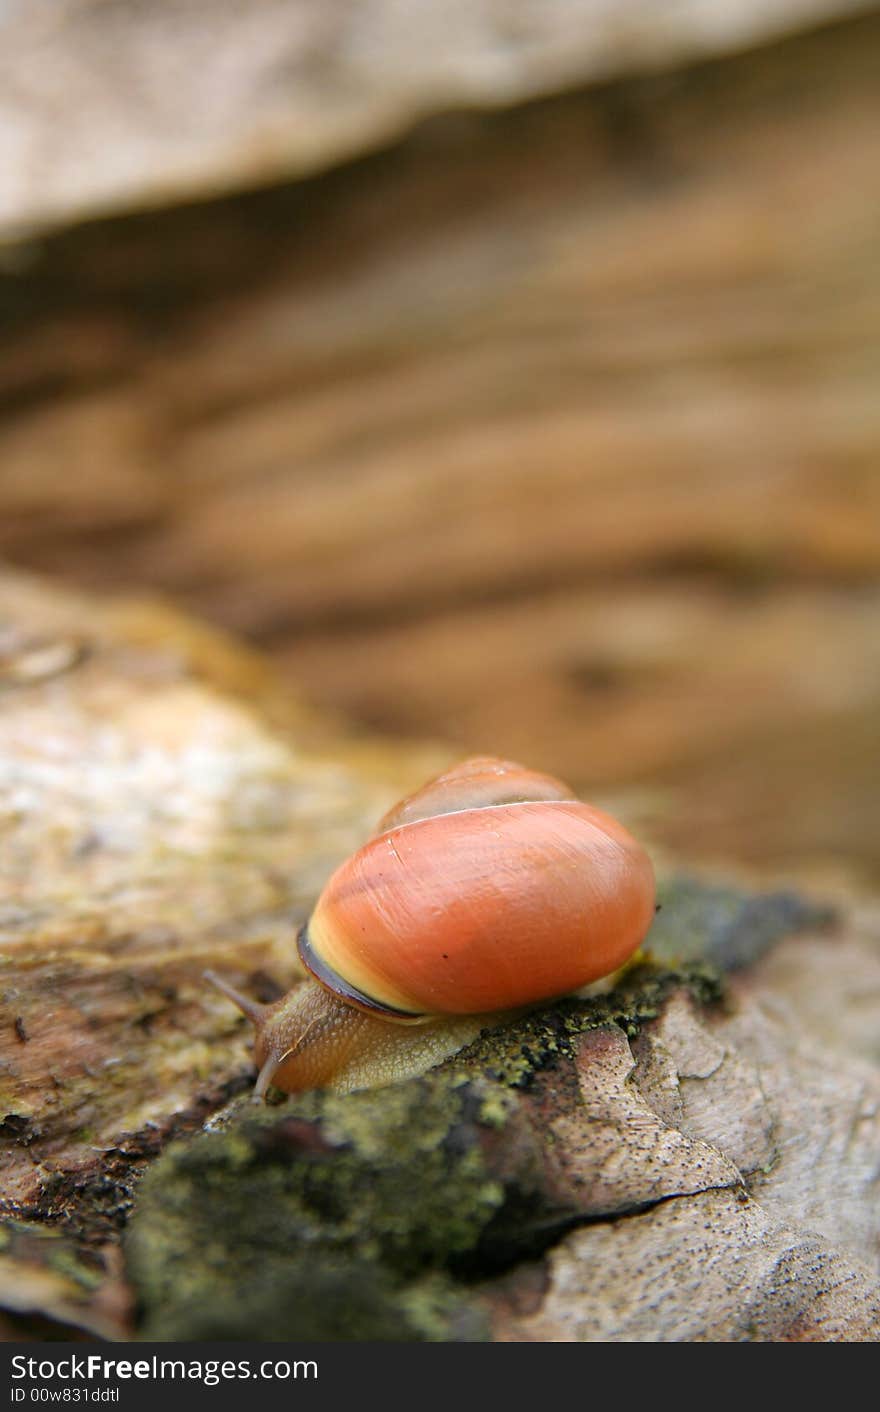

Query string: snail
[207,756,655,1098]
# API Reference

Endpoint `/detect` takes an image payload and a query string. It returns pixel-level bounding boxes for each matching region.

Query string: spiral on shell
[208,756,655,1096]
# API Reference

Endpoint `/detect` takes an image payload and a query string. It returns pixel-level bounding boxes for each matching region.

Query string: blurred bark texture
[2,0,870,238]
[2,11,879,883]
[0,569,878,1341]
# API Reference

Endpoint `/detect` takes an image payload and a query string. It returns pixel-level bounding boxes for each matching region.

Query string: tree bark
[2,14,879,882]
[1,570,877,1340]
[3,1,866,238]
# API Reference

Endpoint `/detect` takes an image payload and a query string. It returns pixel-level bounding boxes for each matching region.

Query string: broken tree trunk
[0,568,877,1341]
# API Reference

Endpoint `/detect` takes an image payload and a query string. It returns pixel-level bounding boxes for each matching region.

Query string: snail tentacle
[204,969,267,1025]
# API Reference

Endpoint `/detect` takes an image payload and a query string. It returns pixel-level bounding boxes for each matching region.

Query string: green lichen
[450,959,723,1089]
[128,1074,504,1340]
[126,873,824,1341]
[127,966,718,1340]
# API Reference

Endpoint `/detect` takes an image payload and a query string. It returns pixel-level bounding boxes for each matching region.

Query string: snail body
[209,757,655,1097]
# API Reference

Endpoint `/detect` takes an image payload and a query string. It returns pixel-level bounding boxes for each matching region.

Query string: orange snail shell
[297,756,656,1021]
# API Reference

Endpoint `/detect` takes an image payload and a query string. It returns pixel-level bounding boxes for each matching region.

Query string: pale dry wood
[493,1190,880,1341]
[2,1,868,237]
[0,569,444,1213]
[491,938,880,1340]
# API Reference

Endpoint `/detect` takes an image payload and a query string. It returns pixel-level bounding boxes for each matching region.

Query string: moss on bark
[127,875,830,1340]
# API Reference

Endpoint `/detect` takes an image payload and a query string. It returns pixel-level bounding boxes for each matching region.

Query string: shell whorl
[374,756,576,833]
[298,759,573,1019]
[299,757,656,1020]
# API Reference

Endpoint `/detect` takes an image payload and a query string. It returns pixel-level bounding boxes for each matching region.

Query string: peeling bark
[1,568,877,1341]
[493,1191,880,1342]
[0,569,443,1221]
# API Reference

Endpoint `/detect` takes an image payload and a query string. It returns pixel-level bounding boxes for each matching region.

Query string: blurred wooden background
[1,7,878,885]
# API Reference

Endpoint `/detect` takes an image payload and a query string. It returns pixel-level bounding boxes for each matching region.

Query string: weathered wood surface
[2,14,879,883]
[0,569,443,1211]
[1,570,878,1340]
[493,955,880,1341]
[129,917,880,1342]
[3,1,869,238]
